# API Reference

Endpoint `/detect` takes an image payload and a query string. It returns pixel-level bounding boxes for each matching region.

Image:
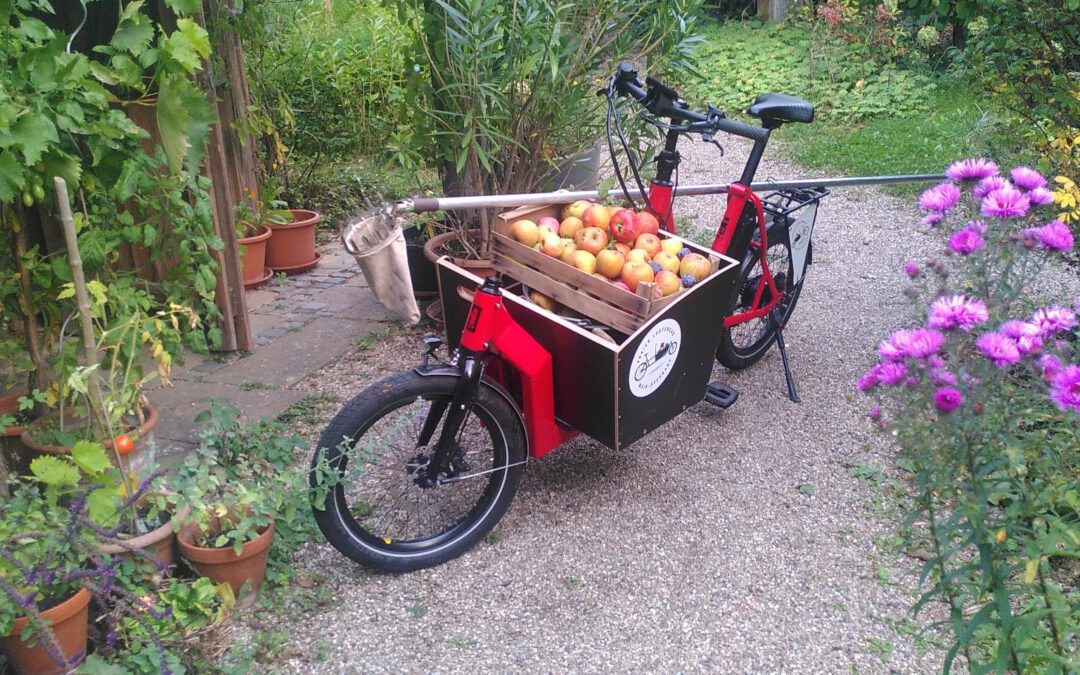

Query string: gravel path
[266,137,986,673]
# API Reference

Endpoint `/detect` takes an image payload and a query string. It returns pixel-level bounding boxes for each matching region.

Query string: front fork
[415,349,485,487]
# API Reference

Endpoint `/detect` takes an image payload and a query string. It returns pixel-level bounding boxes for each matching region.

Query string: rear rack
[760,186,829,222]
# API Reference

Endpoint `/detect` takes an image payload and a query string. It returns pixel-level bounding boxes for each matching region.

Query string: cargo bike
[310,65,944,572]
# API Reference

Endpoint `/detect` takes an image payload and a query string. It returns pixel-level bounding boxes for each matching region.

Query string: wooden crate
[493,204,738,334]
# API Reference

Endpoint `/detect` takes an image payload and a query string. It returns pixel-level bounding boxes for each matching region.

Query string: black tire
[310,371,527,572]
[716,228,809,371]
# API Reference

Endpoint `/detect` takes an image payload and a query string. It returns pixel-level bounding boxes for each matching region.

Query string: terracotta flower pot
[100,503,191,569]
[266,209,321,273]
[177,522,275,610]
[1,587,91,675]
[239,224,272,288]
[19,403,159,471]
[422,229,496,278]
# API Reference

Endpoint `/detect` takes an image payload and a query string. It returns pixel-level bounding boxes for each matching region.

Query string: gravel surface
[249,137,1076,673]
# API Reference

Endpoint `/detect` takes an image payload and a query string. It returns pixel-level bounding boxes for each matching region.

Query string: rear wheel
[310,371,526,572]
[716,230,808,371]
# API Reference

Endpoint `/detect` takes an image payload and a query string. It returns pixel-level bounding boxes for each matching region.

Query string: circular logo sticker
[628,319,681,398]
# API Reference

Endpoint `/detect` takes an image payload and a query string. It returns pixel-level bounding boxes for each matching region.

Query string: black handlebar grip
[713,117,770,142]
[411,197,441,213]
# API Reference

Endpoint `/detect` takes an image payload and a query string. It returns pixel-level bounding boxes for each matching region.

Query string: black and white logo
[629,319,681,397]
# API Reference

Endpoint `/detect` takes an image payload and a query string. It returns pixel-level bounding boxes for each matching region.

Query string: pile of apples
[507,200,712,299]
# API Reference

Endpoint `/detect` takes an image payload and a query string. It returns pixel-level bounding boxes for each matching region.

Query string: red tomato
[115,434,134,455]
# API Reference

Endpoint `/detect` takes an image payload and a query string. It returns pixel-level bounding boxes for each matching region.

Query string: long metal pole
[402,173,945,213]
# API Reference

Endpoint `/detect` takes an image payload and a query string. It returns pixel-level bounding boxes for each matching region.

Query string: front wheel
[310,371,527,572]
[716,232,809,371]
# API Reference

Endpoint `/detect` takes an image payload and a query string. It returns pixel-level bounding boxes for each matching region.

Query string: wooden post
[758,0,795,21]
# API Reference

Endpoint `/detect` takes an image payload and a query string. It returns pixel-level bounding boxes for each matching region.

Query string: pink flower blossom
[1031,306,1078,337]
[973,176,1008,200]
[871,362,909,386]
[966,220,988,234]
[1000,320,1043,355]
[919,183,961,213]
[1010,166,1047,191]
[879,328,946,361]
[904,261,920,278]
[1023,220,1074,252]
[922,212,944,228]
[858,372,879,391]
[868,406,882,420]
[981,185,1030,219]
[946,158,998,183]
[1037,354,1063,381]
[1049,364,1080,413]
[976,331,1021,368]
[934,387,964,413]
[929,295,989,331]
[931,368,957,386]
[949,227,985,254]
[1028,187,1054,206]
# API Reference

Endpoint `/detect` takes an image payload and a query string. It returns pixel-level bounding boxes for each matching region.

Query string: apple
[595,249,626,279]
[627,248,651,264]
[569,249,597,275]
[582,205,612,233]
[655,270,682,296]
[620,260,655,292]
[610,209,639,244]
[634,233,662,258]
[573,227,609,255]
[529,290,558,312]
[559,240,578,263]
[679,252,712,281]
[635,211,660,236]
[537,224,556,240]
[613,280,632,292]
[509,219,539,247]
[561,200,592,221]
[591,272,610,282]
[614,242,632,258]
[558,216,584,239]
[653,250,680,274]
[538,231,565,258]
[537,216,561,231]
[660,237,684,256]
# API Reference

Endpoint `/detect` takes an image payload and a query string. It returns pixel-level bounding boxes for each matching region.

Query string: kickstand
[769,308,801,403]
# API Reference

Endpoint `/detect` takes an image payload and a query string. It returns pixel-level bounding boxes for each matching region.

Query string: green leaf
[29,455,80,486]
[0,151,24,202]
[1023,558,1039,584]
[7,114,59,165]
[164,19,210,74]
[156,74,191,174]
[112,12,155,55]
[71,440,112,476]
[163,0,201,14]
[87,486,120,525]
[41,149,82,190]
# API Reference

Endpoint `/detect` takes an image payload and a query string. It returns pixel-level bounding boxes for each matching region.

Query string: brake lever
[701,104,726,155]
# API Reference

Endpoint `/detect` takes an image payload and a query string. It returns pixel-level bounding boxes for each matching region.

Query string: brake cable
[605,81,649,210]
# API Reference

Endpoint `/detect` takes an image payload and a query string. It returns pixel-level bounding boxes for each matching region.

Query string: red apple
[679,252,712,281]
[595,249,626,279]
[508,219,539,247]
[559,240,578,263]
[537,224,556,240]
[635,211,660,236]
[610,209,639,244]
[613,280,632,292]
[573,227,609,255]
[620,260,655,292]
[614,242,632,258]
[537,216,561,231]
[655,270,682,296]
[538,231,565,258]
[582,205,612,233]
[558,216,584,239]
[569,250,597,275]
[561,200,592,221]
[634,233,662,258]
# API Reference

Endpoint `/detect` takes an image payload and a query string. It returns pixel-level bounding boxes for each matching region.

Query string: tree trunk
[758,0,794,21]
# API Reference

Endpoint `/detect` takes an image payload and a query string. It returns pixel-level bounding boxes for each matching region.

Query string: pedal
[705,381,739,409]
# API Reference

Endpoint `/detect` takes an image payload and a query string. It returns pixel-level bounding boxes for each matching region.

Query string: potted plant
[397,0,702,263]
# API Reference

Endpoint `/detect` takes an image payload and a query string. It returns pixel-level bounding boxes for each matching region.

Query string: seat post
[739,130,771,185]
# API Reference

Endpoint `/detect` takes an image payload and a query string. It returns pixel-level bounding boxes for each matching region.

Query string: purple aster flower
[934,387,964,413]
[973,175,1009,200]
[1031,306,1078,337]
[928,354,946,369]
[949,227,985,254]
[922,212,944,228]
[906,376,920,387]
[981,185,1030,219]
[903,261,920,278]
[1023,220,1074,252]
[976,331,1022,368]
[1049,364,1080,414]
[1037,354,1063,381]
[857,371,879,391]
[1028,187,1054,206]
[966,220,988,234]
[868,406,882,420]
[1001,320,1043,355]
[929,295,989,331]
[871,362,909,386]
[1010,166,1047,191]
[919,183,961,213]
[879,328,946,361]
[946,158,999,183]
[931,368,958,386]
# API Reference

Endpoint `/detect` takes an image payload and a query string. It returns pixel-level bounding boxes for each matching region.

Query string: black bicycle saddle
[747,93,814,125]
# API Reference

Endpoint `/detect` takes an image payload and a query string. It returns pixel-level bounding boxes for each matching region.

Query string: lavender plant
[861,159,1079,671]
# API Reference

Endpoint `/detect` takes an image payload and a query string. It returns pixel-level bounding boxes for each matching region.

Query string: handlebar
[611,64,769,143]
